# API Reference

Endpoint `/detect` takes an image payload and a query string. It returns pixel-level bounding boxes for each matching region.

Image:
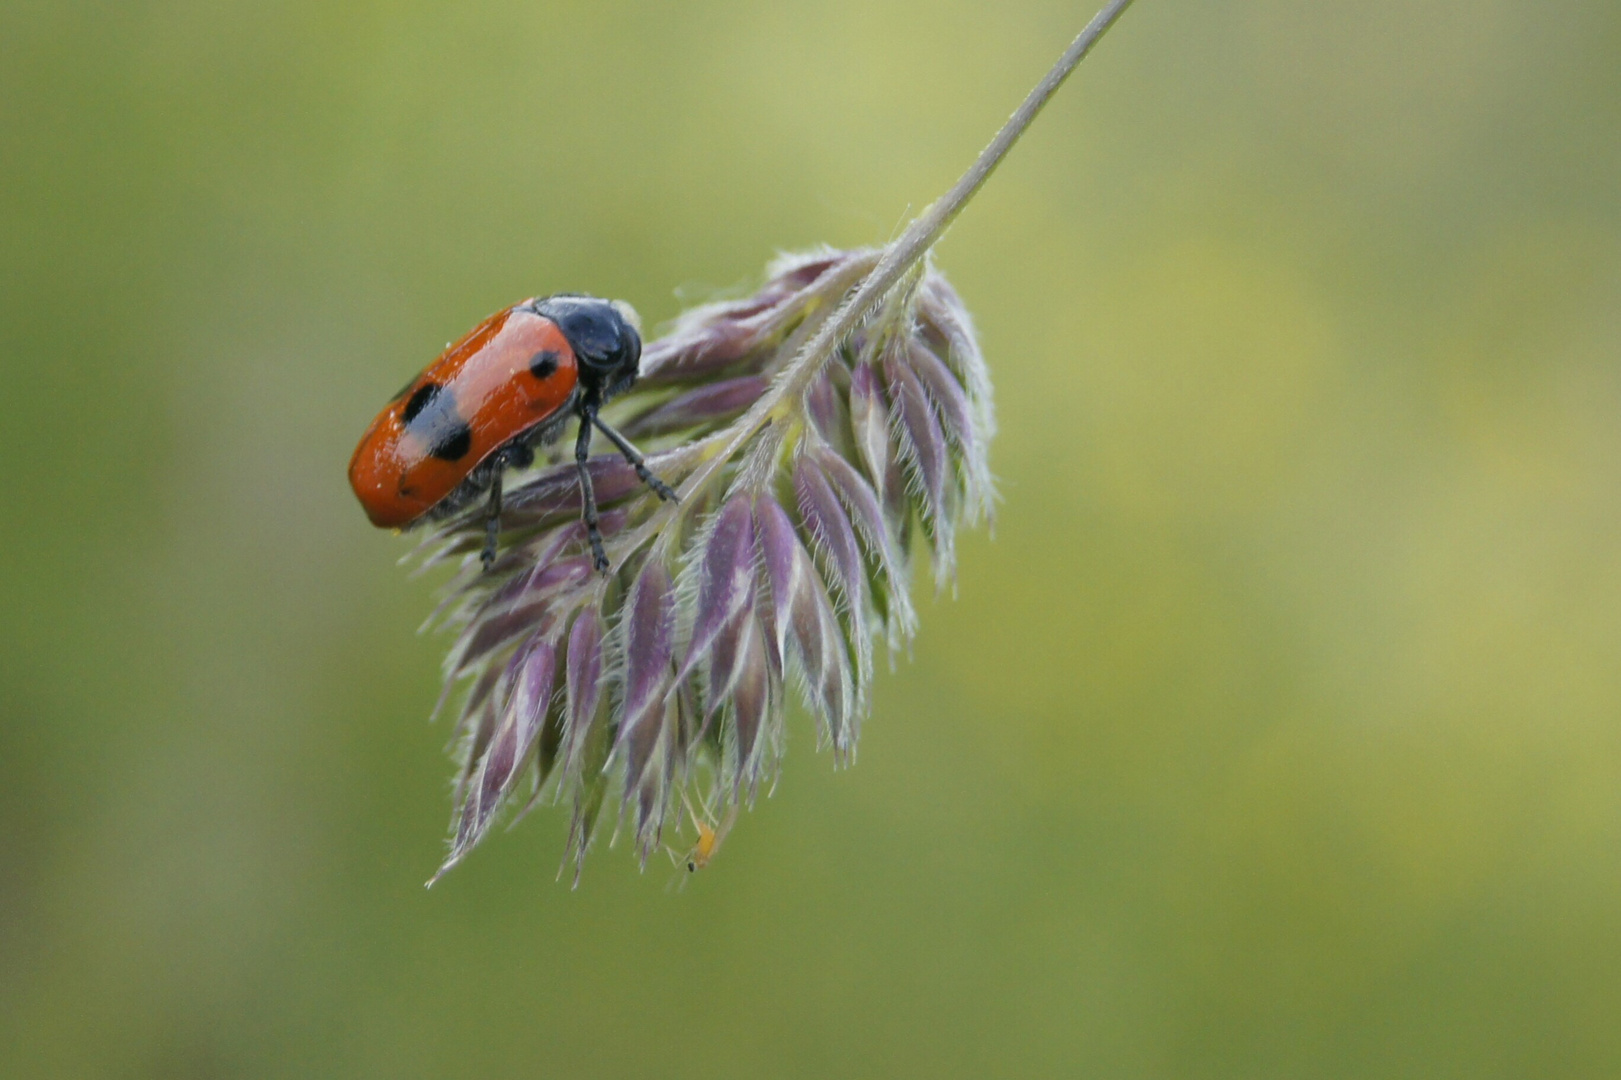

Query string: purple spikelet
[675,495,757,687]
[412,250,992,882]
[617,559,676,854]
[434,638,557,882]
[795,454,871,697]
[561,608,605,784]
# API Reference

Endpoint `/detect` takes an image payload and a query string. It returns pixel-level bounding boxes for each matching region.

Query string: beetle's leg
[591,414,678,502]
[480,452,506,572]
[576,410,610,573]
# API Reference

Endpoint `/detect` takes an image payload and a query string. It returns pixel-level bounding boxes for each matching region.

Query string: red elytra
[348,302,578,529]
[348,294,673,572]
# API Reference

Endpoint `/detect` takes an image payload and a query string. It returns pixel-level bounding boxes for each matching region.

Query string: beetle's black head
[533,294,642,400]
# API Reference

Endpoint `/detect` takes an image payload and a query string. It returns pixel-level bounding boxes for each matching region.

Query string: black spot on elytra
[430,422,473,462]
[529,350,560,380]
[402,383,440,423]
[400,380,473,461]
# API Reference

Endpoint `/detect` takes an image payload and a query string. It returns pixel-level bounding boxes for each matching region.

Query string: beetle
[348,294,675,571]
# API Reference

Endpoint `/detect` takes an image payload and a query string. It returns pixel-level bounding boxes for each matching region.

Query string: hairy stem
[766,0,1137,406]
[607,0,1136,565]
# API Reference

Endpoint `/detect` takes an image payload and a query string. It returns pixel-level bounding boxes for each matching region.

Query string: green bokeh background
[4,2,1620,1076]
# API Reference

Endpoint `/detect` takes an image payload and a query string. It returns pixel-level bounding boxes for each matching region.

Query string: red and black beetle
[348,294,674,571]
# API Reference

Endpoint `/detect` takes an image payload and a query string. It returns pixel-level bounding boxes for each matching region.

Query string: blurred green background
[3,1,1620,1076]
